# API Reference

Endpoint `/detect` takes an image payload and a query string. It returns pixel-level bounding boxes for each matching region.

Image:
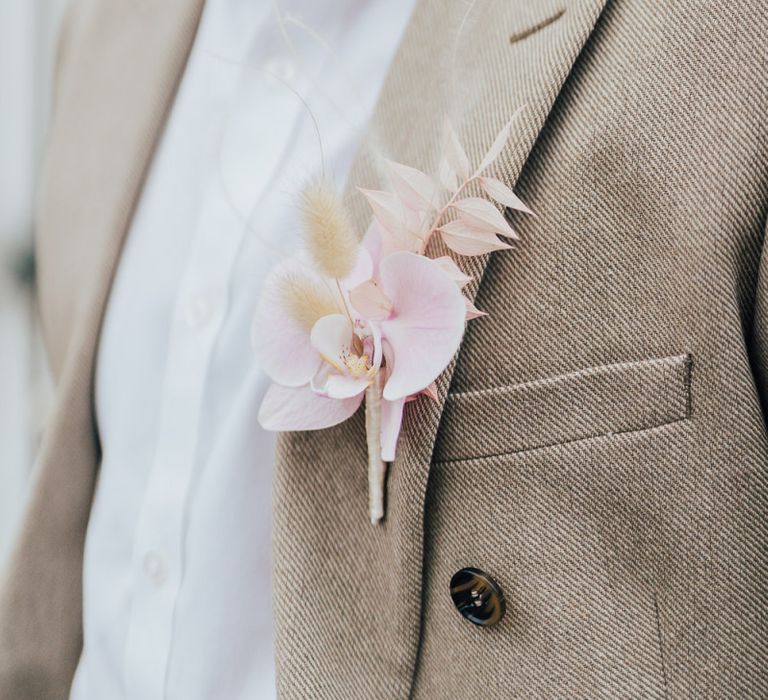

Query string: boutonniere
[254,109,531,524]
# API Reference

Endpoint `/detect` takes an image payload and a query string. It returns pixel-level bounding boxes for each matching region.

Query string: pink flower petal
[380,396,406,462]
[378,252,467,400]
[310,314,353,368]
[311,361,369,399]
[258,382,363,431]
[362,218,384,272]
[323,373,370,399]
[364,321,384,370]
[349,279,393,321]
[341,245,374,291]
[252,260,323,387]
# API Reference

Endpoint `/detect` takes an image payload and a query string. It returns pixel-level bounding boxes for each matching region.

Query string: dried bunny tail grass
[301,180,358,280]
[278,271,340,331]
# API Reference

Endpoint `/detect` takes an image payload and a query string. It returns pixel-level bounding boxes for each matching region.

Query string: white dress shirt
[69,1,414,697]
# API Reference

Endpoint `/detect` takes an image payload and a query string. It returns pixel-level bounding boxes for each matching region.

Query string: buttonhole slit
[509,9,565,44]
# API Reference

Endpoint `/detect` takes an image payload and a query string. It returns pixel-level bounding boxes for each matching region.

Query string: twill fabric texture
[0,0,767,698]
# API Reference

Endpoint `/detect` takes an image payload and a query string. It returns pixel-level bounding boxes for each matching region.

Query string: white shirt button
[143,551,168,586]
[185,295,213,328]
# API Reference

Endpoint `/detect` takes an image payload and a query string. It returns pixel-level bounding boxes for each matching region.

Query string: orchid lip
[320,353,345,372]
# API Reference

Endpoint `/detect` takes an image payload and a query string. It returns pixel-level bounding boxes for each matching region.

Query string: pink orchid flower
[254,222,466,462]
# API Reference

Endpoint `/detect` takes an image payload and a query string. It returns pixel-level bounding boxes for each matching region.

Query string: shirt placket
[120,53,312,698]
[121,180,246,699]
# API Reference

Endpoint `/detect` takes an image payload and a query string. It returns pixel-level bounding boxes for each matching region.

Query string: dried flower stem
[421,175,479,253]
[335,278,355,325]
[365,371,387,524]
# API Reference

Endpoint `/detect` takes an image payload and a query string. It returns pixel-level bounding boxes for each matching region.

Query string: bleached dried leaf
[453,197,519,239]
[434,255,472,288]
[359,188,422,255]
[476,105,525,175]
[464,297,487,320]
[443,121,470,182]
[480,176,533,215]
[439,220,512,256]
[359,189,411,234]
[386,160,442,211]
[438,156,458,193]
[349,279,393,321]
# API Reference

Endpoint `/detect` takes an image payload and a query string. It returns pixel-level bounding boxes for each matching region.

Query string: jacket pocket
[434,353,693,463]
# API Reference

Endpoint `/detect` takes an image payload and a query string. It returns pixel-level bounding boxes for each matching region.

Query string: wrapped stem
[365,371,387,524]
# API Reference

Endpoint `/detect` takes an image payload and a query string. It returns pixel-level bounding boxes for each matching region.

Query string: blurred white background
[0,0,69,565]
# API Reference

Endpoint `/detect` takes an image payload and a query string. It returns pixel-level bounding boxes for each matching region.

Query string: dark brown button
[449,567,506,627]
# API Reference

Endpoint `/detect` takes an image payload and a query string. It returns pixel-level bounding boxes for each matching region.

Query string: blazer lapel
[341,0,610,690]
[36,0,206,374]
[0,0,205,694]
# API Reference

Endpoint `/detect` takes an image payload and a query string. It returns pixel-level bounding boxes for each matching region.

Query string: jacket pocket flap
[434,354,693,463]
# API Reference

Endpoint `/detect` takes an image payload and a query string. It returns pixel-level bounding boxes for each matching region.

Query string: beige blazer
[2,0,767,697]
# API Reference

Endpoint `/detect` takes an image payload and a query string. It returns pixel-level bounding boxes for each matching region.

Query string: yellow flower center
[344,352,371,378]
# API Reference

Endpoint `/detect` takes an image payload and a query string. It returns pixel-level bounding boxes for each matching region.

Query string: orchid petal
[322,373,370,399]
[252,260,324,387]
[362,219,384,272]
[349,279,393,321]
[309,361,333,392]
[380,396,406,462]
[258,382,363,431]
[310,314,353,369]
[378,252,467,400]
[367,321,384,370]
[337,245,373,294]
